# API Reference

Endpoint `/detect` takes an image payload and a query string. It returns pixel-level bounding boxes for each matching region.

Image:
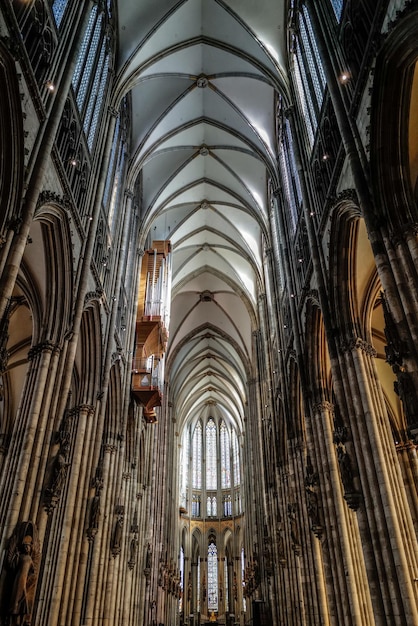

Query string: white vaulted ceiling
[114,0,289,431]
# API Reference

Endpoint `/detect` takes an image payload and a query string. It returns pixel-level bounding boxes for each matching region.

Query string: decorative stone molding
[386,0,418,35]
[5,521,40,626]
[84,289,104,305]
[28,340,57,360]
[336,444,361,511]
[86,488,102,542]
[111,505,124,558]
[37,190,71,211]
[287,502,301,556]
[108,106,119,117]
[128,536,138,570]
[312,400,334,415]
[341,337,377,357]
[0,35,23,61]
[44,409,75,513]
[196,74,209,88]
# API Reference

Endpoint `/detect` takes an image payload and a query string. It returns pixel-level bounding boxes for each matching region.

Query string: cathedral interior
[1,1,418,625]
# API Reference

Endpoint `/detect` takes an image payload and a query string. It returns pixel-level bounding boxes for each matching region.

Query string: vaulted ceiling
[114,0,289,432]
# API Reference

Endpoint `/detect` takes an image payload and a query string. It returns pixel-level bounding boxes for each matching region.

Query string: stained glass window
[197,559,201,613]
[331,0,344,22]
[84,39,107,135]
[103,116,121,208]
[206,418,217,490]
[224,559,229,612]
[74,9,102,110]
[300,7,326,108]
[192,493,200,517]
[293,55,315,147]
[223,494,232,516]
[292,5,326,148]
[184,417,241,519]
[207,495,217,517]
[180,428,189,509]
[208,543,218,611]
[192,422,202,489]
[279,117,303,233]
[220,420,231,488]
[52,0,68,27]
[241,548,246,612]
[232,430,240,487]
[71,4,111,152]
[179,546,184,613]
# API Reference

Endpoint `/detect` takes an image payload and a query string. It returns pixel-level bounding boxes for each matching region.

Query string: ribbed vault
[115,0,288,432]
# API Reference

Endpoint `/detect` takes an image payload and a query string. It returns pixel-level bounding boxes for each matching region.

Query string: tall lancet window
[192,421,202,489]
[220,420,231,488]
[71,3,112,151]
[180,427,189,509]
[182,415,242,519]
[331,0,344,22]
[232,430,240,486]
[52,0,68,27]
[292,5,326,147]
[206,418,217,490]
[208,542,218,611]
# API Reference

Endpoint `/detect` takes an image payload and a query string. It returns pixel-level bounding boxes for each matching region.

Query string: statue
[145,543,152,570]
[47,444,70,498]
[337,445,354,492]
[6,521,40,626]
[111,511,124,558]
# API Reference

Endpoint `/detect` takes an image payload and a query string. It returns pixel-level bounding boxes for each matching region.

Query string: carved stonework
[386,0,418,35]
[86,474,103,542]
[44,410,73,513]
[111,506,124,558]
[28,340,57,361]
[381,291,408,366]
[341,337,377,357]
[128,537,138,570]
[305,457,323,538]
[4,521,40,626]
[336,444,361,510]
[287,503,301,556]
[37,190,71,211]
[312,401,334,415]
[393,364,418,429]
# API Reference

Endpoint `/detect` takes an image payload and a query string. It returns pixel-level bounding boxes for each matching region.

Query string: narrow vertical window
[206,418,217,490]
[300,6,326,108]
[181,428,189,510]
[208,543,218,612]
[241,548,246,612]
[179,546,185,613]
[220,420,231,488]
[71,4,112,152]
[224,559,229,612]
[331,0,344,22]
[292,5,326,147]
[192,422,202,489]
[52,0,68,27]
[279,116,303,233]
[232,430,240,487]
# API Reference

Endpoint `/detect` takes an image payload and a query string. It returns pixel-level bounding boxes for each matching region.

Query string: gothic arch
[32,203,74,344]
[305,298,330,407]
[75,304,102,406]
[104,361,123,445]
[0,42,24,236]
[328,204,363,343]
[370,6,418,227]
